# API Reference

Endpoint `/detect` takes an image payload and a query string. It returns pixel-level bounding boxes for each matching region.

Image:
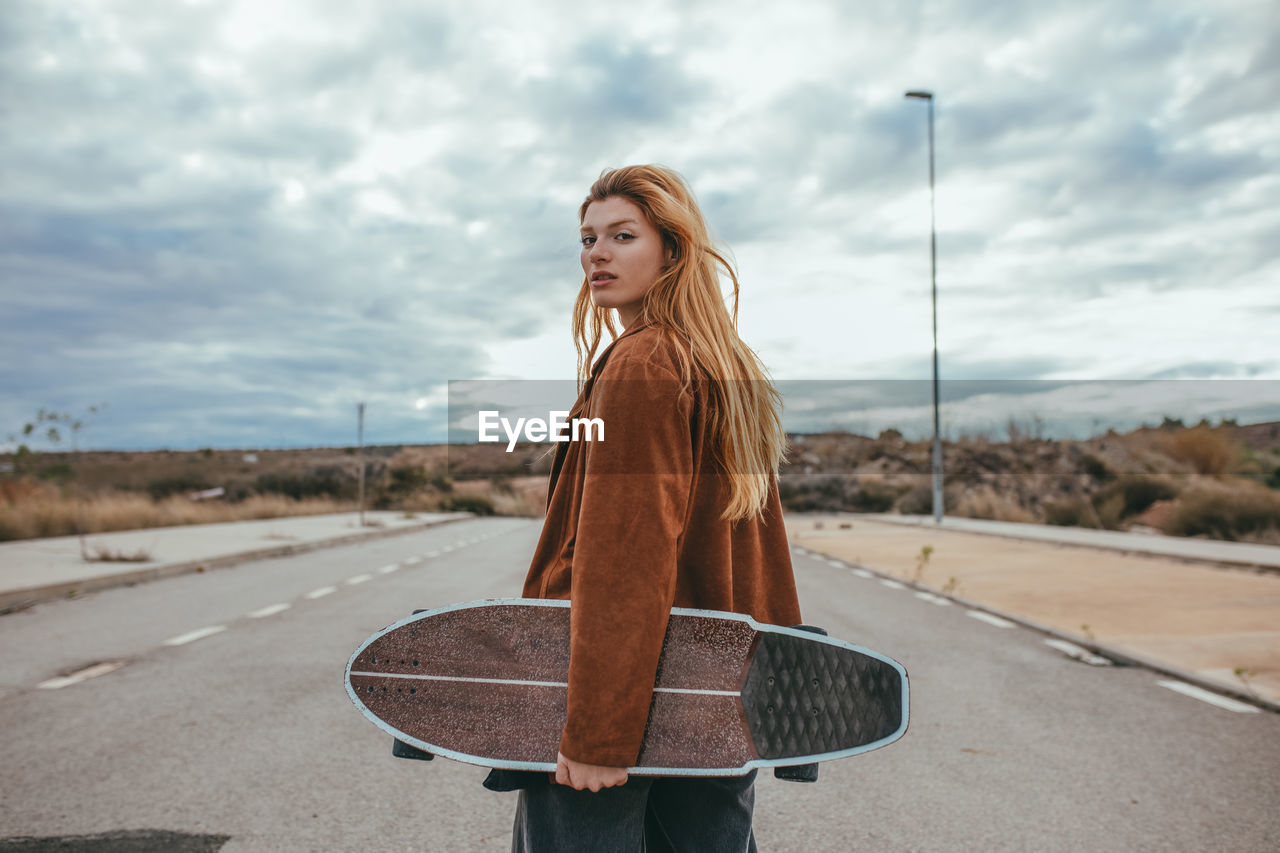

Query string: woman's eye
[580,236,595,246]
[615,232,635,241]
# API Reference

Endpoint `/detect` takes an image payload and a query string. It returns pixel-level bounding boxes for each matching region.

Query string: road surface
[1,517,1276,851]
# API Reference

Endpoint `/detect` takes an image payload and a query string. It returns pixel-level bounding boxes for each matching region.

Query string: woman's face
[580,195,670,328]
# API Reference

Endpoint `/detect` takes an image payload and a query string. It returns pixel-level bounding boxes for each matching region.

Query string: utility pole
[357,402,366,527]
[905,89,944,525]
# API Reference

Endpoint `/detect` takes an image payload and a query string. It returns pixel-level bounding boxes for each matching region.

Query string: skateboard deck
[345,598,908,776]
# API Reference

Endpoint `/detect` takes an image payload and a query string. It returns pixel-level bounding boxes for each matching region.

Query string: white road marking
[377,563,400,574]
[401,557,421,566]
[37,661,125,690]
[305,586,336,599]
[1043,638,1112,666]
[425,550,441,558]
[248,603,290,619]
[163,625,227,646]
[967,611,1015,629]
[1157,680,1259,713]
[349,671,738,697]
[880,579,906,590]
[346,574,373,585]
[825,558,845,568]
[852,569,873,579]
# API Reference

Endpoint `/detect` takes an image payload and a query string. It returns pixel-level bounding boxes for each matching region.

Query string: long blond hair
[571,164,787,523]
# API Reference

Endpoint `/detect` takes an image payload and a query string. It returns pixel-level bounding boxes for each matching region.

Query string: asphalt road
[0,517,1276,852]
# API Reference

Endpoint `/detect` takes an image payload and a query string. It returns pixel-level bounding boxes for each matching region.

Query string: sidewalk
[0,511,471,613]
[863,513,1280,570]
[785,513,1280,709]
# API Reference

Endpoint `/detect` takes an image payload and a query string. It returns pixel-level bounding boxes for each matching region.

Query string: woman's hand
[553,751,629,791]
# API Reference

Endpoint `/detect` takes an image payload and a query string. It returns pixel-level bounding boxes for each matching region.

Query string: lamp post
[905,89,944,525]
[357,402,366,527]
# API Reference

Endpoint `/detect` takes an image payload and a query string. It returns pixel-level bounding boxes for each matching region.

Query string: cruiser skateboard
[345,598,908,776]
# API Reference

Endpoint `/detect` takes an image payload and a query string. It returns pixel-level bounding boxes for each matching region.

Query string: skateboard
[345,598,908,776]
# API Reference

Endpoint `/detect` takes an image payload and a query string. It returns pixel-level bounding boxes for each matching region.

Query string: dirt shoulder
[785,514,1280,704]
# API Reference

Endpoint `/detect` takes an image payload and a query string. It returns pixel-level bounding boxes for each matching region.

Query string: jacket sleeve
[559,353,694,767]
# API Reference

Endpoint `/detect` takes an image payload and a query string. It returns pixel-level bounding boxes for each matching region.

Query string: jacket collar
[590,320,654,376]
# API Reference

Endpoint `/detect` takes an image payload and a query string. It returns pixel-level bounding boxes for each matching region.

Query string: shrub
[37,461,75,482]
[1162,426,1241,475]
[1044,496,1098,528]
[255,466,357,501]
[849,479,897,513]
[1081,453,1113,482]
[1093,474,1178,519]
[897,482,933,515]
[146,475,215,500]
[440,494,495,516]
[1092,491,1125,530]
[1165,481,1280,542]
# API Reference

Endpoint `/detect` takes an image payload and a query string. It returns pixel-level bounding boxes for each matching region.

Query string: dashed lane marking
[880,579,906,590]
[248,603,290,619]
[852,569,873,579]
[966,611,1015,629]
[401,557,422,566]
[37,661,125,690]
[825,559,845,568]
[425,550,441,558]
[1043,638,1112,666]
[1157,680,1259,713]
[914,591,951,606]
[346,574,372,585]
[163,625,227,646]
[377,563,400,574]
[304,586,336,599]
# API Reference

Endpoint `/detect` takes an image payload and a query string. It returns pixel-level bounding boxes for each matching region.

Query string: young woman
[507,164,803,852]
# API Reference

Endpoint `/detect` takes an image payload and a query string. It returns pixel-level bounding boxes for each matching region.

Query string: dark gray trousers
[509,770,759,853]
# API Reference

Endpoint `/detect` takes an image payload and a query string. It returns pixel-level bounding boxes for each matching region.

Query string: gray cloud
[1,0,1275,450]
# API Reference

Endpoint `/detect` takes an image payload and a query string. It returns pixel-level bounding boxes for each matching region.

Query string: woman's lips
[591,275,616,287]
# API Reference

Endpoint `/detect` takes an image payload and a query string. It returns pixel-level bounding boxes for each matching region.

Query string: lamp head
[904,90,933,100]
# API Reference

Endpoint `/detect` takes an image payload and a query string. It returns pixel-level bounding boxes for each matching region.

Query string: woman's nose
[588,242,608,261]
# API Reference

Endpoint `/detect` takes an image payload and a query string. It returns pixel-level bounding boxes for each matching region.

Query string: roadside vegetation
[0,442,544,542]
[777,417,1280,546]
[2,415,1277,545]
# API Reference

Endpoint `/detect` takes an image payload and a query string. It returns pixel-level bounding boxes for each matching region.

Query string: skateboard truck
[392,738,435,761]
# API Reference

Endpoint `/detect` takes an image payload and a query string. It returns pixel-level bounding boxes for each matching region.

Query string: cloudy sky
[2,0,1276,451]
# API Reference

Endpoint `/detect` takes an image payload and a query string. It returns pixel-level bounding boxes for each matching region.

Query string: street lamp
[904,89,944,525]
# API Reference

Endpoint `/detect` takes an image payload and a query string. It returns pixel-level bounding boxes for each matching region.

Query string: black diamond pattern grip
[740,632,903,760]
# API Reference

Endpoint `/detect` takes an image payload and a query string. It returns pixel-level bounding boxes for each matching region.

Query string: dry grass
[1164,476,1280,543]
[0,488,351,542]
[950,483,1038,523]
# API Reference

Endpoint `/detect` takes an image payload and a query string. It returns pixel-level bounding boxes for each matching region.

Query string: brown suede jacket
[521,321,803,767]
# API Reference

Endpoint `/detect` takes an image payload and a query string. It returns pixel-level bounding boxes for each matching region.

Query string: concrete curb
[795,545,1280,716]
[0,513,474,615]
